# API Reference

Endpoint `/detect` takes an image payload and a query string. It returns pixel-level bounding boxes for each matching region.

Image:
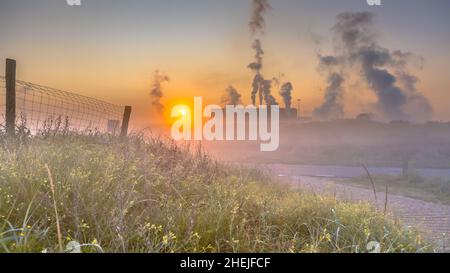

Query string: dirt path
[270,168,450,251]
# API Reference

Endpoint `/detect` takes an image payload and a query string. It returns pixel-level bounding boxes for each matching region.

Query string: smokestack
[150,70,170,114]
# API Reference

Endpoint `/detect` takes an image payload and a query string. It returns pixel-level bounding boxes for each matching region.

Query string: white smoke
[279,82,293,111]
[150,70,170,114]
[222,85,242,106]
[249,0,271,35]
[315,12,433,122]
[247,0,278,106]
[313,54,345,120]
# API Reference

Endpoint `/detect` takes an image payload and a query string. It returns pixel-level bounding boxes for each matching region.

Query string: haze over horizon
[1,0,450,129]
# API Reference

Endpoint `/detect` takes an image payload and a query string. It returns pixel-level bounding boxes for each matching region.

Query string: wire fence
[0,76,125,135]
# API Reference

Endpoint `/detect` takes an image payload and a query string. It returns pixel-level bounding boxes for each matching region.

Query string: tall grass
[0,131,432,253]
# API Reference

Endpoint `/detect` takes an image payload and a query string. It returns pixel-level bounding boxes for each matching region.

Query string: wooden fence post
[5,59,16,137]
[120,106,132,137]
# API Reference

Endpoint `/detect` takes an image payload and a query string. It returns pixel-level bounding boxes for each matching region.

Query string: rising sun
[179,108,187,116]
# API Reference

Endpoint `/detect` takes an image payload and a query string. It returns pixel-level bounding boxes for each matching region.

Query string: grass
[0,130,433,253]
[342,175,450,205]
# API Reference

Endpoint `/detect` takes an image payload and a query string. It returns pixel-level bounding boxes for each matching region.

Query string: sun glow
[179,108,187,116]
[169,97,280,151]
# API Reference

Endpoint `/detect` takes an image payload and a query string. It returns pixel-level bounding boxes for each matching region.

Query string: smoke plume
[261,79,278,106]
[279,82,293,111]
[247,1,276,106]
[272,73,285,88]
[314,72,345,119]
[248,39,264,73]
[247,39,265,105]
[313,55,345,119]
[328,12,433,121]
[249,0,271,35]
[150,70,170,114]
[398,73,433,122]
[222,85,242,105]
[251,74,264,105]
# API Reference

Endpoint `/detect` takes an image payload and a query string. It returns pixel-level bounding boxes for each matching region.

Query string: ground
[270,164,449,252]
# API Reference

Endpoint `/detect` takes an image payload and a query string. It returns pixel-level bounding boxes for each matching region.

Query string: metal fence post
[120,106,132,137]
[5,59,16,137]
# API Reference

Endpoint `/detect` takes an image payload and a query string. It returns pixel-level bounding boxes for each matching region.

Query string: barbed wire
[0,76,124,135]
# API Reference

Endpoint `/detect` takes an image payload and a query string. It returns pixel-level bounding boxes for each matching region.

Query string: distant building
[279,108,298,120]
[356,113,376,121]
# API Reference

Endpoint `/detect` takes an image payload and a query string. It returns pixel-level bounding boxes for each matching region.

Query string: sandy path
[268,166,450,252]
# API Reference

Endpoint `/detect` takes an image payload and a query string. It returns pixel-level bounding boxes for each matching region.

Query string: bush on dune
[0,133,431,253]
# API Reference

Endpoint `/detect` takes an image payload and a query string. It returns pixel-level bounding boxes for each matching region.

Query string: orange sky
[1,1,450,129]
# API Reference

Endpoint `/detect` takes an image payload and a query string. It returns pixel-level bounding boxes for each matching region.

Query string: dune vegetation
[0,129,432,253]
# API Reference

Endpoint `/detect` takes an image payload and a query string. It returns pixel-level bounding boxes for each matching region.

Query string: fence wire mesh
[0,76,124,135]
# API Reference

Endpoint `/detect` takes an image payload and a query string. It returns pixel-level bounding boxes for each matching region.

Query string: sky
[1,0,450,128]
